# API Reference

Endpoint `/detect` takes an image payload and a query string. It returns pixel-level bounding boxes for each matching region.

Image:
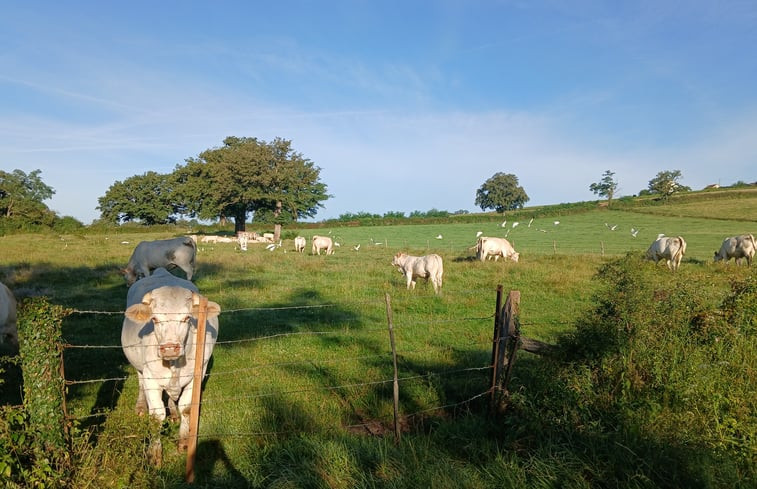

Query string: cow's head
[121,267,141,287]
[510,252,520,263]
[125,288,221,360]
[392,252,406,268]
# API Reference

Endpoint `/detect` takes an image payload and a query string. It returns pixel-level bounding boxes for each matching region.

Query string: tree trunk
[234,209,246,234]
[273,200,283,242]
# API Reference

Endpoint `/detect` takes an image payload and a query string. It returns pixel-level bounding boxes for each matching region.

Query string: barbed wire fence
[59,288,531,447]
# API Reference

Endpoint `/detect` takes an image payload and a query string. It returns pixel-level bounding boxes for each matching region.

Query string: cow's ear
[205,301,221,319]
[191,293,221,318]
[125,303,153,323]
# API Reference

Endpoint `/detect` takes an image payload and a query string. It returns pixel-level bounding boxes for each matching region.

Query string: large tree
[173,136,329,236]
[475,172,529,213]
[589,170,619,207]
[0,169,56,226]
[647,170,690,200]
[97,171,179,225]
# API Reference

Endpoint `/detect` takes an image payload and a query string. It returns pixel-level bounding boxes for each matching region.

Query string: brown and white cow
[294,236,307,253]
[714,234,756,266]
[645,236,687,271]
[311,235,334,255]
[0,281,18,349]
[122,237,197,286]
[121,268,220,450]
[474,236,520,263]
[391,252,444,294]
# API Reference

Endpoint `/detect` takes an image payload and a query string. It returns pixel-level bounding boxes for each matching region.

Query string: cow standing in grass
[121,268,220,452]
[646,236,687,271]
[312,235,333,255]
[294,236,307,253]
[474,236,520,262]
[392,252,444,294]
[714,234,756,266]
[122,237,197,286]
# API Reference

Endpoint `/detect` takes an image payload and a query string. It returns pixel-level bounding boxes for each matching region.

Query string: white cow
[474,237,520,263]
[714,234,756,266]
[121,268,220,450]
[122,237,197,286]
[294,236,307,253]
[311,235,334,255]
[646,236,687,271]
[392,252,444,294]
[0,281,18,348]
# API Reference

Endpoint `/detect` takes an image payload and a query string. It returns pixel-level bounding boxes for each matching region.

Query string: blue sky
[2,1,755,224]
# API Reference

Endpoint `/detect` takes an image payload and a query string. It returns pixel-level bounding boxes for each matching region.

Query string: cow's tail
[672,236,686,270]
[677,236,687,256]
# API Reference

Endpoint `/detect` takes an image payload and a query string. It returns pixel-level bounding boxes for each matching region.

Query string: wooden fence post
[385,293,401,445]
[490,291,520,414]
[185,295,209,484]
[489,286,503,413]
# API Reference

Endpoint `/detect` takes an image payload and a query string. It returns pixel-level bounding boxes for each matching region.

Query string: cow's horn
[141,291,152,305]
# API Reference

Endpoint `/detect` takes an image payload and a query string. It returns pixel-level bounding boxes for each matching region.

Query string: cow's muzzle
[158,343,183,360]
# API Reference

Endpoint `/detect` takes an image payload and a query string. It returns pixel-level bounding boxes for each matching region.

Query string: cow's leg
[143,377,167,423]
[177,384,194,452]
[135,372,148,415]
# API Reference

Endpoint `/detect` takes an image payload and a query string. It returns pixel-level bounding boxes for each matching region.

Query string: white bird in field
[353,244,361,251]
[501,220,507,227]
[334,242,341,247]
[436,234,443,239]
[476,231,483,238]
[528,218,534,227]
[554,221,560,225]
[631,228,639,238]
[610,224,618,231]
[265,243,277,251]
[512,222,519,228]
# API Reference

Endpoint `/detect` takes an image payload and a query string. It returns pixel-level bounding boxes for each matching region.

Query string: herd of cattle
[0,230,754,450]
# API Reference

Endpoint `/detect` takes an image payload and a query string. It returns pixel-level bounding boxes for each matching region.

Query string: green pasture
[1,200,755,488]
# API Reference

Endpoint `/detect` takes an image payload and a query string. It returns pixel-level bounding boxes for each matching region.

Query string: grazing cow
[392,252,444,294]
[294,236,307,253]
[714,234,756,266]
[0,281,18,349]
[121,268,220,450]
[645,236,687,271]
[122,237,197,286]
[311,235,334,255]
[474,237,520,263]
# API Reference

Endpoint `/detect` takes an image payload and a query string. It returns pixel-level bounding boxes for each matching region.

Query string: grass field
[1,193,756,488]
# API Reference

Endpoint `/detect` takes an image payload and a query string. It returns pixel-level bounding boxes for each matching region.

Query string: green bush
[547,254,757,486]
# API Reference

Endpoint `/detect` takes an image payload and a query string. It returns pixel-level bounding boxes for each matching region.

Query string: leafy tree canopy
[97,171,178,225]
[647,170,691,200]
[475,172,529,213]
[0,169,55,219]
[173,136,330,234]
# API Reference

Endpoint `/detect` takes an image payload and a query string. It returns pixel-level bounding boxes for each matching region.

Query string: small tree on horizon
[475,172,529,213]
[589,170,619,207]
